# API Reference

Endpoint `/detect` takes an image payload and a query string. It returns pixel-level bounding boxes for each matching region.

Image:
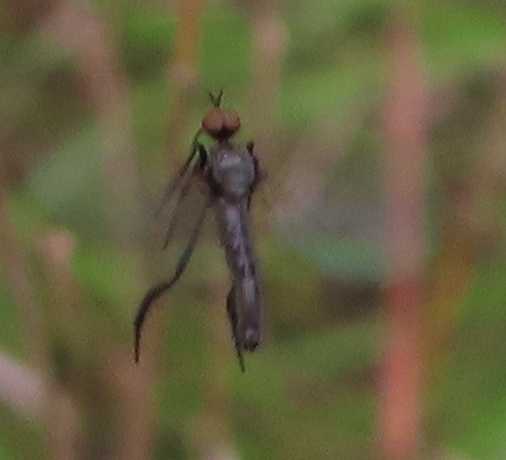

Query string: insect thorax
[210,144,256,200]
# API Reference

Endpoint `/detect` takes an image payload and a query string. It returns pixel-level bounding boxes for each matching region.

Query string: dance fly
[134,92,264,371]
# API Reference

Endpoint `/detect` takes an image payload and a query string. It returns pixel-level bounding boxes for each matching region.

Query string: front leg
[197,143,209,170]
[196,143,212,188]
[154,137,205,219]
[246,141,265,191]
[226,286,245,372]
[246,141,265,210]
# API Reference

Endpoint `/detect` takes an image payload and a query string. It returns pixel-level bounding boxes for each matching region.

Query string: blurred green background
[1,0,506,459]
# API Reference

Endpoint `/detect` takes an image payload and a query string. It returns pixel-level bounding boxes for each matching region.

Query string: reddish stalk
[41,0,141,246]
[41,2,155,459]
[1,147,80,460]
[0,155,49,373]
[379,6,427,460]
[164,0,204,171]
[38,231,83,460]
[246,0,287,160]
[0,351,43,417]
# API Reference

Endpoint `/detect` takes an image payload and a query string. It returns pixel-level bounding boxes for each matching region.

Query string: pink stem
[379,7,427,460]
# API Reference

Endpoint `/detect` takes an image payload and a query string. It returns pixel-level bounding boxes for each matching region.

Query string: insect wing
[135,155,211,363]
[149,151,208,251]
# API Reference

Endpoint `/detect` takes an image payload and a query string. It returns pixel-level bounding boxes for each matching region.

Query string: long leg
[161,171,194,249]
[154,129,204,219]
[134,195,211,363]
[226,286,245,372]
[161,144,209,249]
[246,141,264,210]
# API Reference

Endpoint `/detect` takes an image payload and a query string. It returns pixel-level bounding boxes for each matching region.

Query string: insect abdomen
[214,198,263,351]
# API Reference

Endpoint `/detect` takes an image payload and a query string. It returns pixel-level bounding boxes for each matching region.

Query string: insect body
[134,92,263,371]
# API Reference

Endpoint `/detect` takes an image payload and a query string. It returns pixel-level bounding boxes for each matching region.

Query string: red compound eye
[202,108,241,141]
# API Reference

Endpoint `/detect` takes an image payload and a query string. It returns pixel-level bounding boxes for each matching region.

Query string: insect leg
[244,142,264,210]
[161,173,194,250]
[134,196,211,363]
[247,141,265,188]
[226,286,245,372]
[161,144,209,249]
[197,143,208,169]
[154,130,204,219]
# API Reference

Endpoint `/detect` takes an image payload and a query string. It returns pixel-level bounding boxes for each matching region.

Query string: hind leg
[226,286,245,372]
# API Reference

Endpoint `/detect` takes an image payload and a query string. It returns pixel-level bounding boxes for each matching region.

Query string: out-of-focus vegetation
[1,1,506,459]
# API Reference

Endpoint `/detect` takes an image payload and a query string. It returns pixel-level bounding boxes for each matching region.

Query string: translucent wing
[134,193,211,362]
[134,139,211,362]
[150,136,210,250]
[152,131,202,224]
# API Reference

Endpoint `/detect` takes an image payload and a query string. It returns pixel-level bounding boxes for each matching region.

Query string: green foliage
[201,6,252,89]
[121,12,175,82]
[435,259,506,460]
[422,1,506,79]
[287,235,383,281]
[27,125,109,240]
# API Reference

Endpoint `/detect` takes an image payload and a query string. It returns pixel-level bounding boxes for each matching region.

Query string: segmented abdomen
[214,197,262,349]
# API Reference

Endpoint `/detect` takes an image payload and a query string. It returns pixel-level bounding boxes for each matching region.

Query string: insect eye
[202,108,241,140]
[202,109,222,134]
[221,109,240,133]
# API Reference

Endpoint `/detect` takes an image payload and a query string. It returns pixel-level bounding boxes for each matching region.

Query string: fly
[134,91,264,372]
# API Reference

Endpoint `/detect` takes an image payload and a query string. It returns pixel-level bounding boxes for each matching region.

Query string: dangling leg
[161,171,194,249]
[161,144,209,249]
[134,196,211,363]
[226,286,245,372]
[154,130,204,219]
[246,141,265,210]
